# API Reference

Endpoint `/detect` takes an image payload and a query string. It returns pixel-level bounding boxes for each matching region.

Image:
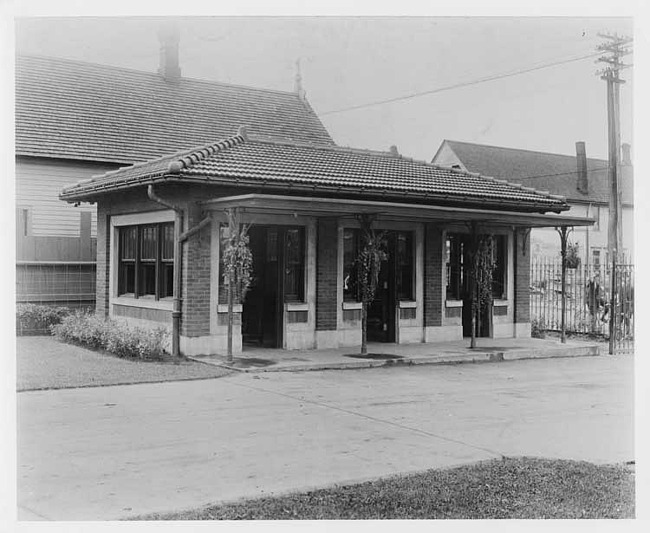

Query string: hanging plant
[475,235,496,312]
[223,208,253,361]
[565,241,581,269]
[357,214,388,355]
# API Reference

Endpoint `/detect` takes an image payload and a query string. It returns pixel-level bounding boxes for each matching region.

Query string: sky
[13,15,634,162]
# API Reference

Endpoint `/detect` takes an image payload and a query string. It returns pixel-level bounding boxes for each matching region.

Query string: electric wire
[320,51,604,116]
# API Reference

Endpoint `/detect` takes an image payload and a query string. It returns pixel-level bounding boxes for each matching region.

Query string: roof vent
[389,145,399,156]
[157,21,181,82]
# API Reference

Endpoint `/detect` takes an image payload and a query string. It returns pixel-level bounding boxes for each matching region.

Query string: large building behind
[15,50,333,306]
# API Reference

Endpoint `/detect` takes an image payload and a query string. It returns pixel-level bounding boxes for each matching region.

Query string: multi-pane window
[396,231,414,301]
[445,233,506,300]
[343,229,413,302]
[285,227,305,302]
[119,226,137,295]
[219,225,305,304]
[446,234,464,300]
[592,249,601,269]
[117,222,174,299]
[343,228,360,302]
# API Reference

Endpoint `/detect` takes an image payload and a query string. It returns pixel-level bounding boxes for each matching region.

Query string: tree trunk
[227,269,234,362]
[469,223,478,349]
[361,302,368,355]
[470,289,477,348]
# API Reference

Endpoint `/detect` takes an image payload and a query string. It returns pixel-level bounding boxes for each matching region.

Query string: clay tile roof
[16,55,334,164]
[62,134,569,213]
[440,140,633,205]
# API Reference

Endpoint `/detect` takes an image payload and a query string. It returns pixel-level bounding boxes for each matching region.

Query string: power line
[320,51,602,117]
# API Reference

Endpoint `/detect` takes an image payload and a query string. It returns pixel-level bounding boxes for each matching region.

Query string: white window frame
[110,210,175,311]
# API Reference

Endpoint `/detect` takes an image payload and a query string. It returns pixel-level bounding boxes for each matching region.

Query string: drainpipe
[513,228,517,337]
[147,185,183,358]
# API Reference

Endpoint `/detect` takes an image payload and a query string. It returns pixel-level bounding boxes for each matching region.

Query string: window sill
[445,300,463,308]
[342,301,362,310]
[111,296,173,311]
[398,300,417,309]
[217,304,243,313]
[494,299,509,307]
[286,302,309,312]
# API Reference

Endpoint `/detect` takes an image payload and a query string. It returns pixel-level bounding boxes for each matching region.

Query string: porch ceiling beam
[201,194,594,229]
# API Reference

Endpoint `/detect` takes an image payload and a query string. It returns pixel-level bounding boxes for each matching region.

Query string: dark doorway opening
[242,225,305,348]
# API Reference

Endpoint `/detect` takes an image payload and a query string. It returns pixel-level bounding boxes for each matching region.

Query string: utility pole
[596,32,632,353]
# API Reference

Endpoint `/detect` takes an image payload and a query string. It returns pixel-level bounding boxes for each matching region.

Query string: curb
[188,343,601,374]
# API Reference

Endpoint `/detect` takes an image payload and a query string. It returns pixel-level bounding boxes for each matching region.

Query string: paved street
[17,355,634,520]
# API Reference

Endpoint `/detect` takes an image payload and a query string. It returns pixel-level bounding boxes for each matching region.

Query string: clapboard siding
[15,157,121,237]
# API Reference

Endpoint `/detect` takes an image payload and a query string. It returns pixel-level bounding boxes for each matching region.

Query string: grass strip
[138,457,634,520]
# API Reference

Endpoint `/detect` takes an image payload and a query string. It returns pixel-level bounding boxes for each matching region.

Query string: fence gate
[530,258,634,353]
[610,261,634,354]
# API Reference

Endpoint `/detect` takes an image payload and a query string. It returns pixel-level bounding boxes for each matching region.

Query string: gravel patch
[17,336,231,391]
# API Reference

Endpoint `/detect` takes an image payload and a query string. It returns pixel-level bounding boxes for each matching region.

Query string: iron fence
[530,258,634,353]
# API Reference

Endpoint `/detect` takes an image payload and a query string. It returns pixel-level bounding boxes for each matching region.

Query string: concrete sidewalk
[190,337,602,373]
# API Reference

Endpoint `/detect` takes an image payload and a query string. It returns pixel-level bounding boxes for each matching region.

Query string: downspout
[513,228,517,337]
[147,185,183,358]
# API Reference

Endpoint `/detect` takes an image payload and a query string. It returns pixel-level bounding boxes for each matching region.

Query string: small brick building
[61,131,592,356]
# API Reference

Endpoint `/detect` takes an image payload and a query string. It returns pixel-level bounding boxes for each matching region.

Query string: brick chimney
[158,22,181,81]
[575,141,588,195]
[622,143,632,165]
[294,59,306,100]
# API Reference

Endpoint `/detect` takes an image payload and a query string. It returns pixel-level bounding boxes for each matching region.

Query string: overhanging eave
[201,193,593,228]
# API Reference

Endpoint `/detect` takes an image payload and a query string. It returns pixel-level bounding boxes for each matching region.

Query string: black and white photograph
[2,1,645,527]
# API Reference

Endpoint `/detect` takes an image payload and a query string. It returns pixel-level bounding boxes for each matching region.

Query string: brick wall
[95,204,111,319]
[316,218,338,330]
[515,230,531,323]
[181,204,212,337]
[424,223,444,327]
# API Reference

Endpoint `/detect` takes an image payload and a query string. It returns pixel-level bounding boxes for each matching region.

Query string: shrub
[16,304,72,335]
[51,310,170,361]
[531,317,547,339]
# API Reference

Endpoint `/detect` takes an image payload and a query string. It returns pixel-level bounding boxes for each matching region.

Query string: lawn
[139,457,634,520]
[16,336,231,391]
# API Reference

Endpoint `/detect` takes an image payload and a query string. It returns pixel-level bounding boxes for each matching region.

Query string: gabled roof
[16,55,334,164]
[435,140,633,205]
[61,132,569,213]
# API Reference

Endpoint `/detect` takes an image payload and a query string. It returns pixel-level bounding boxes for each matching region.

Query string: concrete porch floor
[189,336,602,373]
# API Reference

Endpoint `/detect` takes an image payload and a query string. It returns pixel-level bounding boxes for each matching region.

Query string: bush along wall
[51,310,171,361]
[16,304,72,336]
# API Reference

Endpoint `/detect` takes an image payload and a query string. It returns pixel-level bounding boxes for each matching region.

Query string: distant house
[432,140,634,267]
[15,51,332,306]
